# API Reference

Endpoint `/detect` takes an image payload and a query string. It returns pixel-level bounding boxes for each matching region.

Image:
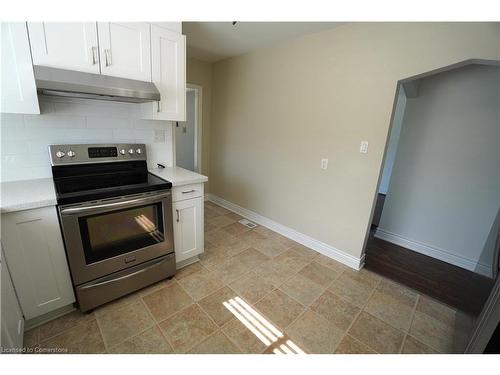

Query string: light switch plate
[360,141,369,154]
[154,130,166,143]
[321,158,328,170]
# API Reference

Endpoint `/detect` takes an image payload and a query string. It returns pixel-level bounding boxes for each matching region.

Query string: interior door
[27,22,99,73]
[150,25,186,121]
[98,22,151,81]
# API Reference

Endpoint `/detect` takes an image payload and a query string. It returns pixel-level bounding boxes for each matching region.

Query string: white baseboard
[375,228,492,278]
[206,194,364,271]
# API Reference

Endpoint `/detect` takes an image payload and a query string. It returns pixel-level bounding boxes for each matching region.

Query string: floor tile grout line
[361,296,419,334]
[218,329,244,353]
[332,277,383,354]
[148,289,196,324]
[274,267,351,353]
[249,249,347,324]
[38,313,97,345]
[98,298,157,351]
[105,324,156,353]
[93,312,111,352]
[156,322,176,353]
[180,326,223,354]
[210,253,320,353]
[138,285,178,352]
[399,293,421,353]
[173,233,246,353]
[151,289,219,354]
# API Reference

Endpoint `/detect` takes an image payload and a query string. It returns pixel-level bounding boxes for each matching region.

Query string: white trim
[187,83,202,174]
[375,228,492,277]
[206,194,364,271]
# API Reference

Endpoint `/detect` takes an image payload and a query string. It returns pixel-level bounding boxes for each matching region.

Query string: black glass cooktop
[52,161,172,205]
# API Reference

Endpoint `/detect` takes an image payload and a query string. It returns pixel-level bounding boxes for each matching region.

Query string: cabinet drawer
[172,183,202,202]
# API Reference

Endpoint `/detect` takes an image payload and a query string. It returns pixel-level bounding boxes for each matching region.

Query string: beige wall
[186,57,213,192]
[210,22,500,260]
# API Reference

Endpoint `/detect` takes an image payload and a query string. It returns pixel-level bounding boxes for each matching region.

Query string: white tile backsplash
[1,97,173,182]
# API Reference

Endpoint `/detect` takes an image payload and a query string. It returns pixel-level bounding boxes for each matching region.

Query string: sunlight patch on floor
[223,296,305,354]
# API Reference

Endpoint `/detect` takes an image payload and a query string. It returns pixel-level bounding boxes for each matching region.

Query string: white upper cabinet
[1,23,40,114]
[27,22,100,74]
[148,25,186,121]
[151,22,182,34]
[98,22,152,81]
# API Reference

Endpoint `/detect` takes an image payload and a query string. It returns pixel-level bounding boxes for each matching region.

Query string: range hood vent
[34,66,160,103]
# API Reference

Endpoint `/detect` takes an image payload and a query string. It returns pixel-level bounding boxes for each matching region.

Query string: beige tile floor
[23,201,474,354]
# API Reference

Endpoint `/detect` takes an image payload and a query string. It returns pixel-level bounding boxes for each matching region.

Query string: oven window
[79,203,164,264]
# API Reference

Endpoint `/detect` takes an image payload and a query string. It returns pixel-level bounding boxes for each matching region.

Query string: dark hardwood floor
[366,193,495,316]
[365,230,494,316]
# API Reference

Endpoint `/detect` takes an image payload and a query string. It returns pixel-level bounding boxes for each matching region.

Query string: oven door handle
[60,192,171,215]
[78,255,173,291]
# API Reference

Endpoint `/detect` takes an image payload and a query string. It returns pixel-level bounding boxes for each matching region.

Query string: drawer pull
[90,46,98,65]
[105,49,112,67]
[176,209,180,222]
[182,190,196,194]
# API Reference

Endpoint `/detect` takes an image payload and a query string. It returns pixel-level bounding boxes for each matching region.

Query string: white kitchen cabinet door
[173,197,203,263]
[98,22,151,81]
[1,247,25,350]
[1,206,75,320]
[27,22,99,74]
[1,23,40,114]
[151,22,182,34]
[149,25,186,121]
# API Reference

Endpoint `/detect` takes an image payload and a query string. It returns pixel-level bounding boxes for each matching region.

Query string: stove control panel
[49,144,147,166]
[88,147,118,158]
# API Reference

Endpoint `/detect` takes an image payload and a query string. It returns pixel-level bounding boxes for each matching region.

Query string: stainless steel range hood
[34,66,160,103]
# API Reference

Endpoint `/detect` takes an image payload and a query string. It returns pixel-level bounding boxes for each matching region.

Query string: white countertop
[148,166,208,186]
[1,178,57,213]
[0,167,207,214]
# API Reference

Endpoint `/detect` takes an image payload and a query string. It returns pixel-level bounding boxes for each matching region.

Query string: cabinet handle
[176,209,180,222]
[157,101,161,112]
[91,46,98,65]
[182,190,196,194]
[105,49,112,67]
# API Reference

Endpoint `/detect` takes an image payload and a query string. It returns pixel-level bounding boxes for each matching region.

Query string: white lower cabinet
[172,185,204,264]
[1,246,25,350]
[1,206,75,320]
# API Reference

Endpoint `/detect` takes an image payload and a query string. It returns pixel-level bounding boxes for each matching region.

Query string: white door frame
[175,83,202,173]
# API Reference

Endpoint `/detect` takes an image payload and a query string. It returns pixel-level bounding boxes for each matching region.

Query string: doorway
[175,84,202,173]
[365,63,499,316]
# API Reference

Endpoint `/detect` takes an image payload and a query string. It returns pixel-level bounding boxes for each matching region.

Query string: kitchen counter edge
[148,167,208,187]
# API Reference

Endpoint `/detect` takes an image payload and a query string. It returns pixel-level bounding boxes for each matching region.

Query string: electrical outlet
[321,158,328,170]
[154,129,166,143]
[360,141,369,154]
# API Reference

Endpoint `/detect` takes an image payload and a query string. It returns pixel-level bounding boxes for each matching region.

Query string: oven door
[58,190,174,285]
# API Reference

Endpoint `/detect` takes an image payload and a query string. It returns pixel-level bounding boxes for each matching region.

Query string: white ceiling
[183,22,345,62]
